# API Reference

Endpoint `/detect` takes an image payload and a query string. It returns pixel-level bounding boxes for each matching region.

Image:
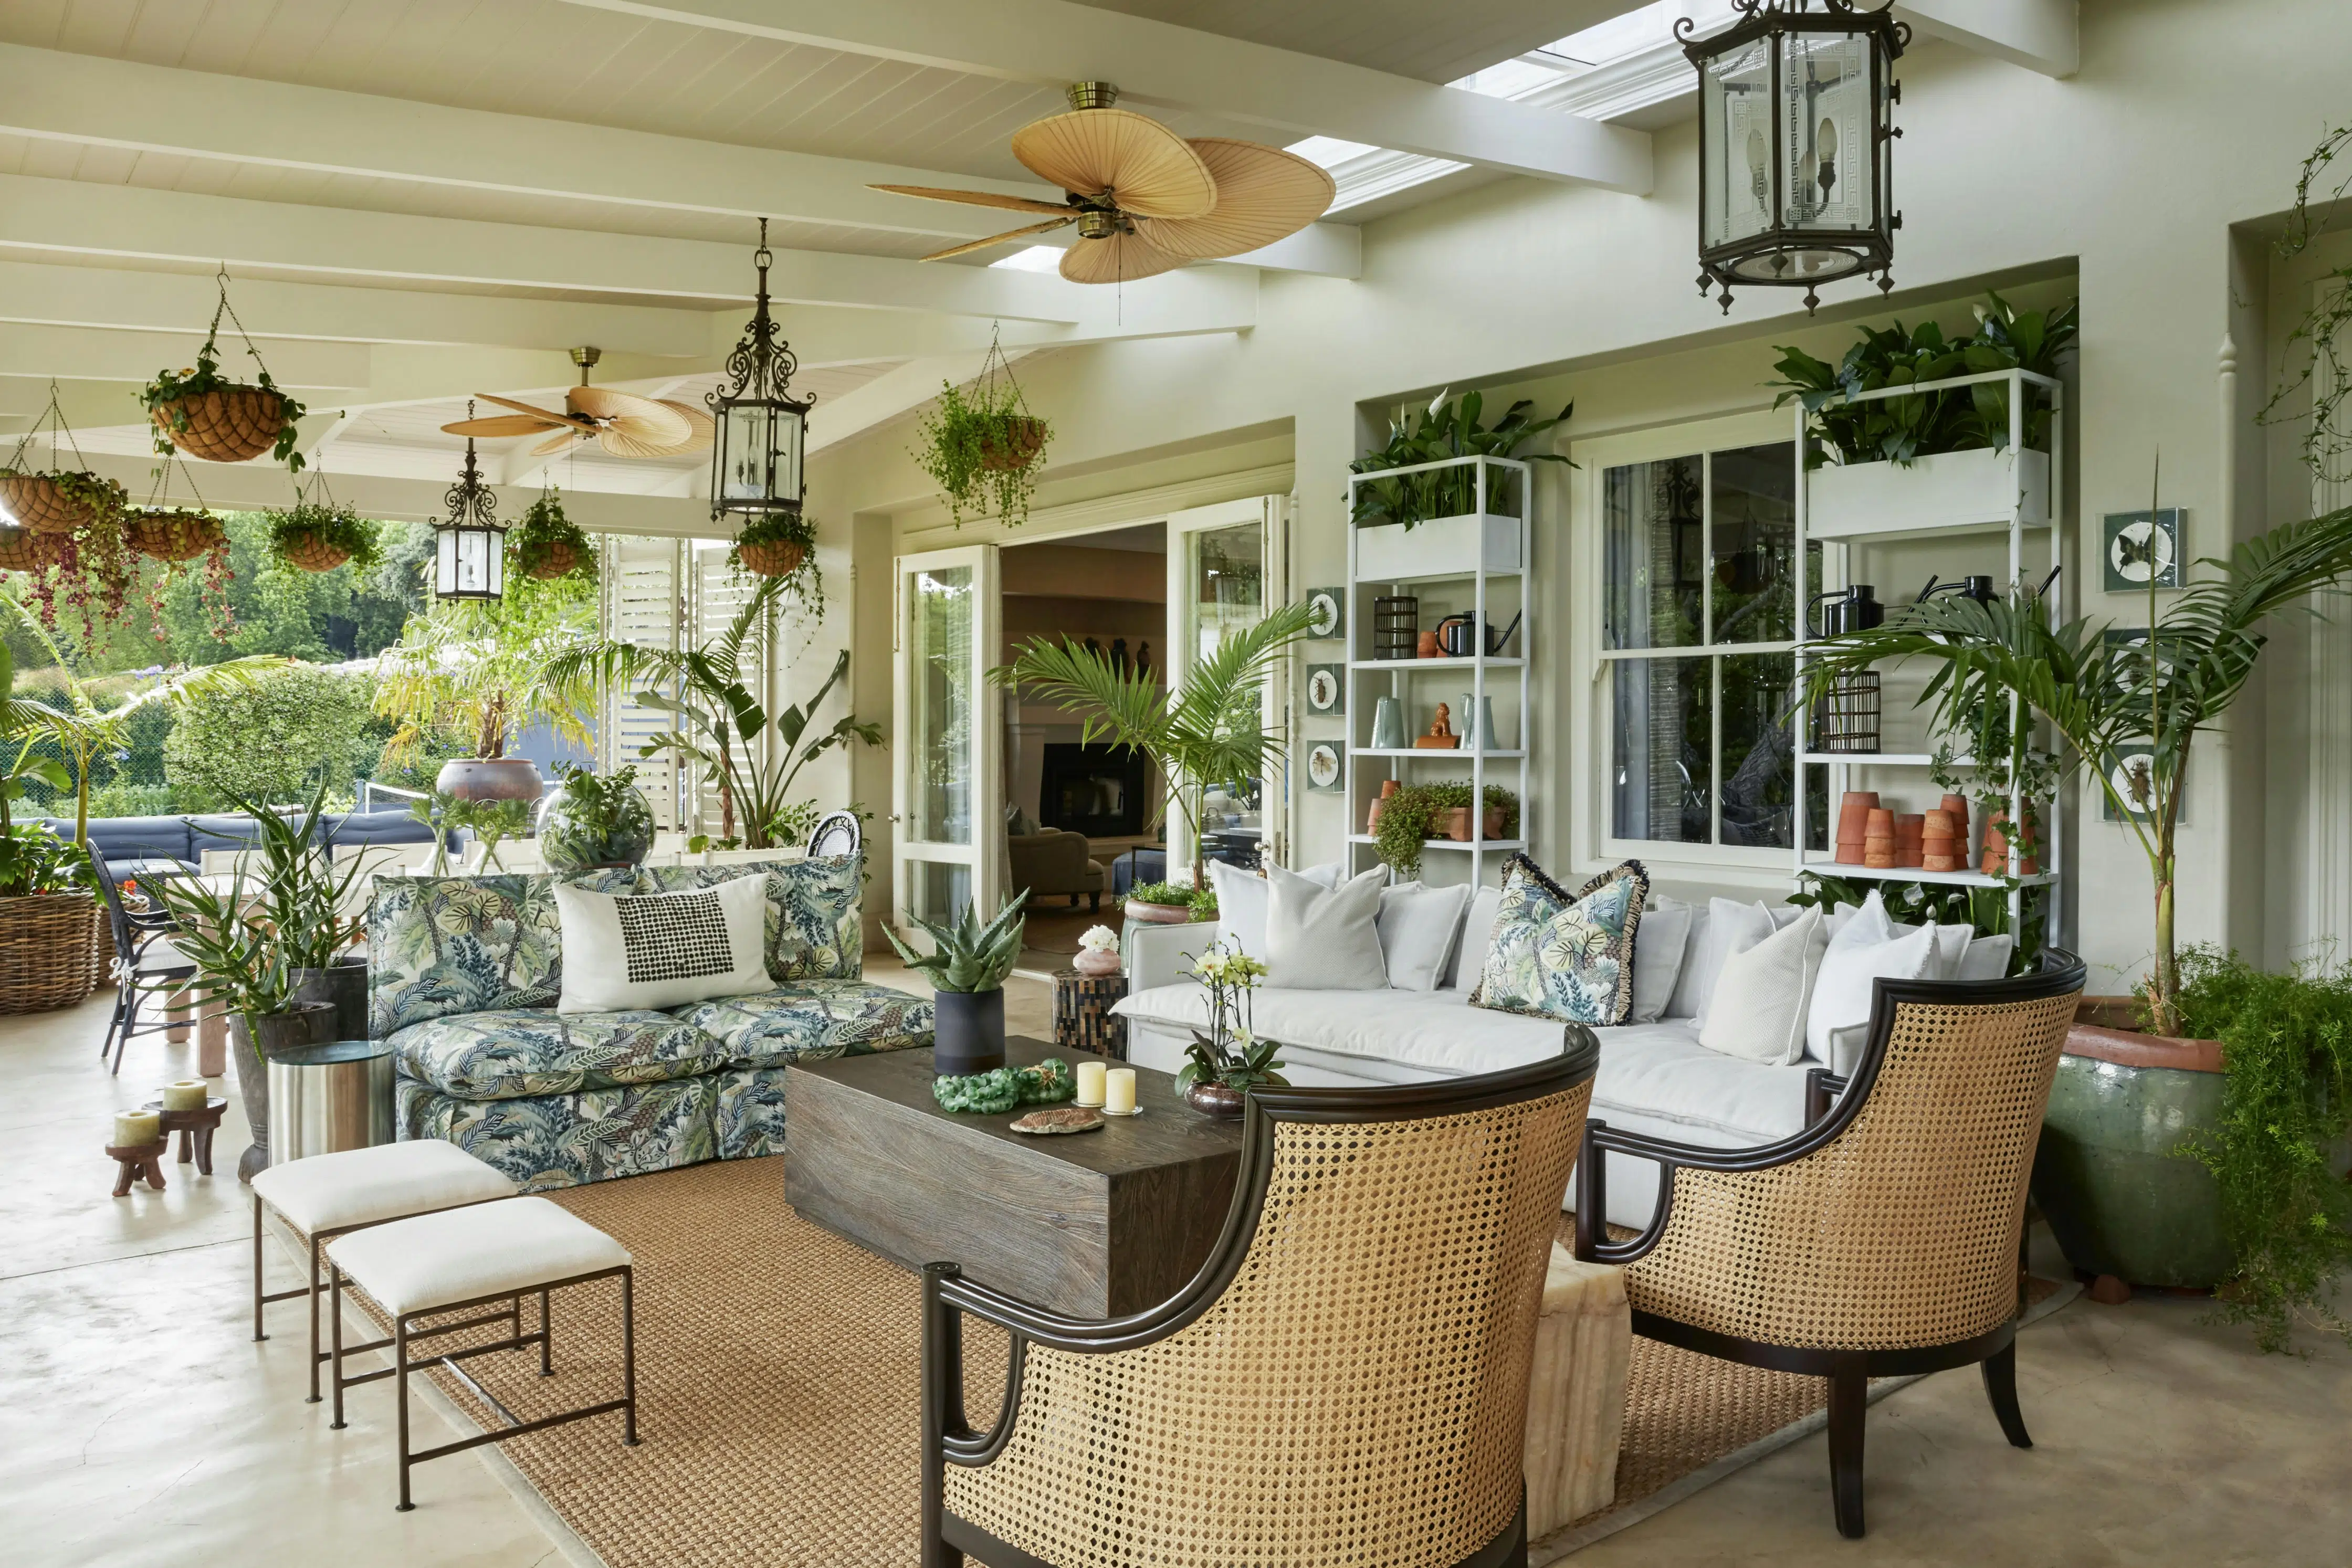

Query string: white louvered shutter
[601,536,684,828]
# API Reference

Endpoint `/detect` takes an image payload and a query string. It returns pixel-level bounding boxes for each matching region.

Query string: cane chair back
[1625,981,2081,1352]
[943,1061,1593,1568]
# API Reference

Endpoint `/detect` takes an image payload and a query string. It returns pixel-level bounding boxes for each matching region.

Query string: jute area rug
[364,1158,2071,1567]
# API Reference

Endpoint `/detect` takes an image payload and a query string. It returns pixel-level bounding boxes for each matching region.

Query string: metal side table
[267,1039,396,1163]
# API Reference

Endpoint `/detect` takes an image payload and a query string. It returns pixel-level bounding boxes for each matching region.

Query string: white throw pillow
[1444,887,1505,990]
[1665,900,1713,1019]
[1699,904,1829,1066]
[1958,933,2016,981]
[1210,859,1338,961]
[1804,918,1937,1062]
[1378,881,1474,992]
[554,876,770,1014]
[1265,864,1389,990]
[1628,896,1694,1024]
[1926,922,1973,981]
[1693,898,1779,1028]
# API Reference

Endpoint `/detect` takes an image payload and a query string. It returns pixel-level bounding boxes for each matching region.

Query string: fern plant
[886,889,1030,993]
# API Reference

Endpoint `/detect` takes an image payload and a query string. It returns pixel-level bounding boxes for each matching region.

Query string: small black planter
[292,953,370,1043]
[932,988,1006,1076]
[230,1002,338,1183]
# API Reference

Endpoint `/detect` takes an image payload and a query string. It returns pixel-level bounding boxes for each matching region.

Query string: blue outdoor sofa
[42,809,451,882]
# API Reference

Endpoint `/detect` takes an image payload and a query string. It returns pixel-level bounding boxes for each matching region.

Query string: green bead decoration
[932,1058,1077,1115]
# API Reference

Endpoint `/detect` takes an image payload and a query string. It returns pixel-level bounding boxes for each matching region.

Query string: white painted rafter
[1897,0,2078,79]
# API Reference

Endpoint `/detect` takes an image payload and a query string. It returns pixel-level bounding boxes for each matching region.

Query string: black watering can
[1435,609,1522,658]
[1916,574,1998,607]
[1807,585,1886,638]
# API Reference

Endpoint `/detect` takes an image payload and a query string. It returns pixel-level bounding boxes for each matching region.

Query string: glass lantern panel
[437,528,498,598]
[1780,31,1874,234]
[772,406,805,506]
[1700,37,1775,252]
[721,405,770,503]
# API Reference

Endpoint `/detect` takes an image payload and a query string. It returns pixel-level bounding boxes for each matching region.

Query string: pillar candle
[1075,1060,1107,1108]
[113,1109,161,1147]
[1104,1068,1138,1116]
[162,1080,208,1112]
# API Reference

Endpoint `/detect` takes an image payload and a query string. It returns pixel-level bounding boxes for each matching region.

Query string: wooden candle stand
[108,1139,170,1197]
[142,1096,230,1176]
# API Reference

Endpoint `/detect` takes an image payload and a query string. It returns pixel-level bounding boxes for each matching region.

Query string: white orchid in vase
[1177,943,1286,1096]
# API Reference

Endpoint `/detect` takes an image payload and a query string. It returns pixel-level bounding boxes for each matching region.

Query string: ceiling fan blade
[920,215,1076,262]
[1059,228,1184,285]
[597,428,700,461]
[653,400,715,453]
[1131,139,1337,259]
[1012,108,1215,220]
[569,386,692,447]
[531,429,589,456]
[868,184,1073,216]
[476,392,594,430]
[440,414,561,437]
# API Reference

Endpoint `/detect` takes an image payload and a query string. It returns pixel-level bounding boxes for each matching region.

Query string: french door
[891,544,1004,938]
[1164,496,1292,875]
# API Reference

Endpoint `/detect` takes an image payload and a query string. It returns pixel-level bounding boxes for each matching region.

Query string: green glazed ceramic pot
[2032,1011,2233,1289]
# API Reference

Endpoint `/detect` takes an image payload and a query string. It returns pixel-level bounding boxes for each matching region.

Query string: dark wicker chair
[920,1037,1603,1568]
[1573,949,2087,1539]
[92,851,198,1076]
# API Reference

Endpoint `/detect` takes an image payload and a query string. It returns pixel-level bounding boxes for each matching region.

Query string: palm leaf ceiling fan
[873,82,1335,283]
[441,346,715,458]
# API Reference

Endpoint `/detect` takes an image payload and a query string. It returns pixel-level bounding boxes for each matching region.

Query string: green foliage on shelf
[1349,390,1574,529]
[1370,781,1519,878]
[886,889,1030,994]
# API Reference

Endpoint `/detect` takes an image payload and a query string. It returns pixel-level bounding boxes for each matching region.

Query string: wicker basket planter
[124,509,227,563]
[524,539,584,580]
[738,539,806,578]
[0,527,61,573]
[0,891,101,1013]
[149,386,285,464]
[0,473,102,536]
[979,415,1048,472]
[276,529,352,573]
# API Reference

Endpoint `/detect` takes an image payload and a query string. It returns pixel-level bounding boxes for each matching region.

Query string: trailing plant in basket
[726,510,823,614]
[507,487,597,583]
[1350,389,1573,529]
[1371,780,1519,878]
[266,495,380,574]
[141,273,309,472]
[914,340,1051,528]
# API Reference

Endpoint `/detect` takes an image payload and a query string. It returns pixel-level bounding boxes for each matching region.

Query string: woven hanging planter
[0,473,101,536]
[124,509,226,563]
[979,415,1048,472]
[0,527,64,573]
[524,539,583,580]
[278,528,352,573]
[738,539,806,578]
[149,385,285,464]
[0,892,101,1014]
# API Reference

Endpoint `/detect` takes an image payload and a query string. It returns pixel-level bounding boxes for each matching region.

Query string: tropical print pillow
[1470,855,1649,1027]
[369,873,563,1038]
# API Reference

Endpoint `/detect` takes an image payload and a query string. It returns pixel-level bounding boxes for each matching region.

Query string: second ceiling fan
[873,82,1335,283]
[442,347,715,459]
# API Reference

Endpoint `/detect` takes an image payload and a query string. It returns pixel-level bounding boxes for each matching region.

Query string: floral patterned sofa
[371,855,932,1190]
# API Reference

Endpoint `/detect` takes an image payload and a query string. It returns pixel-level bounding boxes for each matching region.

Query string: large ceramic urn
[436,757,545,803]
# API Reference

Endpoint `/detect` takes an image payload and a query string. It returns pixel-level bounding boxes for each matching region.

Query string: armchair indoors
[1005,828,1107,912]
[920,1039,1600,1568]
[1573,951,2087,1540]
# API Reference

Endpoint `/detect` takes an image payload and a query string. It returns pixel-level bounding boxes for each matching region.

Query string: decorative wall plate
[2101,745,2183,823]
[1305,740,1344,791]
[1303,586,1345,639]
[1305,664,1345,715]
[2102,508,2181,591]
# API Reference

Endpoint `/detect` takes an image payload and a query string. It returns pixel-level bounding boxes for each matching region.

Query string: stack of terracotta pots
[1834,791,1878,866]
[1893,813,1926,868]
[1923,808,1960,870]
[1982,806,2041,876]
[1863,808,1897,869]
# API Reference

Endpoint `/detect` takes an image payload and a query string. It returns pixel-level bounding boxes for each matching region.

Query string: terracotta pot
[0,473,101,535]
[436,757,545,803]
[978,416,1047,472]
[738,538,806,578]
[1124,898,1193,927]
[1416,630,1442,659]
[151,386,286,464]
[1366,779,1399,835]
[1184,1079,1247,1120]
[1981,806,2042,876]
[2032,999,2233,1289]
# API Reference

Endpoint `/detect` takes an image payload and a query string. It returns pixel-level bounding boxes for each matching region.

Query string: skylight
[990,245,1066,272]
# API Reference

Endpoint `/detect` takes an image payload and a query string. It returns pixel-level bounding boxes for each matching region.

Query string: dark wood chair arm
[1805,1068,1850,1127]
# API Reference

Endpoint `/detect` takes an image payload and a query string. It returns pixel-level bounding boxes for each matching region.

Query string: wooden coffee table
[784,1036,1245,1319]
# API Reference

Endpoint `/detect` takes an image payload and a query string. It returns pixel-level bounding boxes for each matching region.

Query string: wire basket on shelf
[1811,670,1882,755]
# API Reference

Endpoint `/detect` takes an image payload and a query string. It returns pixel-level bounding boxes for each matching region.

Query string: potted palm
[887,890,1029,1076]
[994,599,1317,891]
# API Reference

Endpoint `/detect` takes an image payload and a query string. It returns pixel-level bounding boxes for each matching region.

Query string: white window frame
[1572,408,1809,877]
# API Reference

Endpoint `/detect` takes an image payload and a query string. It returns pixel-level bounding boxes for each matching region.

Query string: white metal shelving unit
[1344,453,1532,888]
[1791,365,2065,940]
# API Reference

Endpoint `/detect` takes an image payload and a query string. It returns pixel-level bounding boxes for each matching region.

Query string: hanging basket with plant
[0,527,62,575]
[120,460,236,644]
[1,383,130,540]
[266,475,379,574]
[508,486,598,582]
[140,268,308,470]
[730,509,817,580]
[914,329,1051,528]
[123,509,227,563]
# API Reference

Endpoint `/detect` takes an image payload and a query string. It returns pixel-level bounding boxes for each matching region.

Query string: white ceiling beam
[296,407,361,460]
[1896,1,2078,79]
[0,174,1087,323]
[1221,225,1360,280]
[552,0,1653,193]
[0,321,369,391]
[805,353,1000,456]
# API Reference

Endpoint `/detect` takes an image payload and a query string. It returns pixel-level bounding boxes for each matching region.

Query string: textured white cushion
[1119,982,1581,1078]
[1926,923,1973,981]
[1209,860,1339,962]
[1959,933,2016,981]
[1629,897,1693,1025]
[1699,904,1828,1066]
[1664,900,1712,1019]
[327,1197,632,1318]
[1378,881,1474,992]
[1266,864,1389,990]
[1692,899,1778,1028]
[1445,887,1505,990]
[1805,916,1936,1062]
[251,1137,517,1236]
[555,875,769,1013]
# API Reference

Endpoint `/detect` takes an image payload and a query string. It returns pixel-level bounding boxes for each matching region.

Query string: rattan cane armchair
[920,1039,1601,1568]
[1573,950,2087,1539]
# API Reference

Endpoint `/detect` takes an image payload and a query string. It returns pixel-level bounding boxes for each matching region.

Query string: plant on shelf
[541,575,880,849]
[1767,291,2078,468]
[887,890,1030,1076]
[1349,388,1574,529]
[1175,942,1286,1119]
[1369,781,1519,878]
[913,336,1051,529]
[266,483,381,575]
[1927,687,2061,874]
[536,763,656,875]
[140,272,309,472]
[507,487,597,584]
[995,599,1317,890]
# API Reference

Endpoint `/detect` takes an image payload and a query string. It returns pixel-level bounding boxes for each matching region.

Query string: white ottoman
[249,1138,517,1402]
[1524,1243,1632,1538]
[327,1196,637,1511]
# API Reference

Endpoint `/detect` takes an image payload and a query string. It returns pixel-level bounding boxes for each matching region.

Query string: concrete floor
[6,975,2346,1566]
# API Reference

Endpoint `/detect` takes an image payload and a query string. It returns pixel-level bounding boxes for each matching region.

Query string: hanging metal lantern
[433,400,506,601]
[709,218,813,523]
[1680,0,1907,315]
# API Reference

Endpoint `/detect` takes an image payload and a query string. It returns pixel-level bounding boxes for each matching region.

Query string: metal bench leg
[251,1194,267,1342]
[622,1267,639,1446]
[539,1288,554,1376]
[330,1265,348,1431]
[307,1233,326,1402]
[395,1317,415,1512]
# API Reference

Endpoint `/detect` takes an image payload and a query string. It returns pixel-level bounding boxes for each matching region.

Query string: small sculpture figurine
[1413,703,1462,750]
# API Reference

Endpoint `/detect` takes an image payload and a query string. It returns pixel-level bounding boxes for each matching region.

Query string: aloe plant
[886,889,1030,994]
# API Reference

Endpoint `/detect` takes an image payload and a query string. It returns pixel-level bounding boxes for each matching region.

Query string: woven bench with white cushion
[249,1138,518,1402]
[327,1196,638,1511]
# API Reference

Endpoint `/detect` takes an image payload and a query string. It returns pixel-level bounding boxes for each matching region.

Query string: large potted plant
[536,762,658,875]
[1349,390,1572,580]
[887,890,1029,1076]
[913,340,1051,529]
[230,782,374,1038]
[1800,484,2352,1294]
[1768,292,2077,538]
[995,600,1317,891]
